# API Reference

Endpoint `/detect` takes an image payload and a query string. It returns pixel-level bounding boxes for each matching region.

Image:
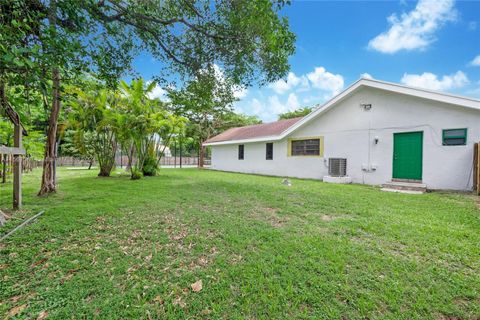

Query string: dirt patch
[168,229,188,241]
[321,215,335,221]
[250,207,288,228]
[265,207,278,214]
[229,254,243,265]
[320,214,354,222]
[268,215,287,228]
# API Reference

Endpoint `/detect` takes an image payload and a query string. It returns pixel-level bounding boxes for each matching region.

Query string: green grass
[1,168,479,319]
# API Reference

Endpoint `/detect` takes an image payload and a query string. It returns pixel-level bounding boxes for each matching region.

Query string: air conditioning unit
[328,158,347,177]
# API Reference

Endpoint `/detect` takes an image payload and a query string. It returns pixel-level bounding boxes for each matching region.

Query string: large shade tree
[1,0,295,194]
[167,65,239,166]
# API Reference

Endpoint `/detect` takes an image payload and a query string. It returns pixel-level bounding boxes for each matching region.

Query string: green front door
[393,131,423,180]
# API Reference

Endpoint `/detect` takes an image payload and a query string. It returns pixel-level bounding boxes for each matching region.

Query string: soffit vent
[328,158,347,177]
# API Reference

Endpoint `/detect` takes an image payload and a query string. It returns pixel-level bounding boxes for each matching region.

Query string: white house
[204,78,480,191]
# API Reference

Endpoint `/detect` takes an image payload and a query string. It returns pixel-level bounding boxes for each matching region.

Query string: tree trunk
[38,68,61,195]
[88,159,93,170]
[125,144,133,171]
[96,131,116,177]
[98,165,112,177]
[199,141,205,168]
[2,154,6,184]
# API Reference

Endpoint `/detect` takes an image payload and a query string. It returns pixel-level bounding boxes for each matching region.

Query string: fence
[474,142,480,195]
[0,154,42,182]
[57,157,94,167]
[55,156,209,168]
[0,155,209,181]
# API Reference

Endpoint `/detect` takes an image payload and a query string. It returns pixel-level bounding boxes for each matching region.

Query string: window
[266,143,273,160]
[291,139,320,156]
[238,144,244,159]
[443,128,467,146]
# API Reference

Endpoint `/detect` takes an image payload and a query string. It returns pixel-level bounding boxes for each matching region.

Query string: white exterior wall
[210,87,480,190]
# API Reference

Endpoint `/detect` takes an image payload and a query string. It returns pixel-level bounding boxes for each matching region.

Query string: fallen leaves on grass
[197,256,208,266]
[173,296,186,308]
[60,269,78,284]
[230,254,243,265]
[153,295,164,304]
[130,229,142,240]
[8,304,27,317]
[37,310,49,320]
[191,279,203,292]
[200,309,212,315]
[169,229,188,241]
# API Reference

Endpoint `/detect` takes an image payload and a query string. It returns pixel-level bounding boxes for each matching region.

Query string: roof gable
[204,78,480,146]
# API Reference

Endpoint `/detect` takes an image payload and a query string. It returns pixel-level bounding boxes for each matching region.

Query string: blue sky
[135,0,480,122]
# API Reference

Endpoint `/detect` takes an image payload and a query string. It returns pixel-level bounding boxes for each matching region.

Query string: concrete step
[381,181,427,194]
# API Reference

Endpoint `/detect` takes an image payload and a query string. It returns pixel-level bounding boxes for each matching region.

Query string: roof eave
[203,135,282,146]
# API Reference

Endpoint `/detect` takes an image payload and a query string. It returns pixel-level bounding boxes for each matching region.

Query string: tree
[278,107,313,120]
[1,0,135,192]
[67,87,119,177]
[0,83,45,181]
[58,129,95,169]
[167,65,239,167]
[117,79,186,179]
[1,0,295,194]
[0,120,13,183]
[216,112,262,132]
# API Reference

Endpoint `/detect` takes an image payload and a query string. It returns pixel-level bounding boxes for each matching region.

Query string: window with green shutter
[442,128,467,146]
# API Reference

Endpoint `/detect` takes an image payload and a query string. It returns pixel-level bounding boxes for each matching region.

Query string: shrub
[131,169,143,180]
[142,155,158,176]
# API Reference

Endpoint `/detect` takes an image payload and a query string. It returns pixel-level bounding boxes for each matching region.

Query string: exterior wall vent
[328,158,347,177]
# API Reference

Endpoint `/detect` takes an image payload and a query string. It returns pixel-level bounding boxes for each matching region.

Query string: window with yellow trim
[291,139,320,156]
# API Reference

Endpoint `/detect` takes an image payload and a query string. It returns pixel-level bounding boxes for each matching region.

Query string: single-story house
[204,78,480,191]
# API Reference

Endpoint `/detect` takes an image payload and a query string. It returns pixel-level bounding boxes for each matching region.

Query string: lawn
[1,168,479,319]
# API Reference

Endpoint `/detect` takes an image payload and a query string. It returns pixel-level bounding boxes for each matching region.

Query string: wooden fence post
[13,124,22,209]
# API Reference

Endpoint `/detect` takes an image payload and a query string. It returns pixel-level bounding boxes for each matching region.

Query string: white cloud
[306,67,344,95]
[268,72,309,94]
[286,93,300,110]
[368,0,457,54]
[247,93,301,120]
[247,66,345,121]
[470,55,480,66]
[148,83,168,101]
[267,93,301,115]
[268,95,286,114]
[267,67,343,98]
[400,71,469,91]
[360,73,373,80]
[251,98,264,116]
[233,86,248,99]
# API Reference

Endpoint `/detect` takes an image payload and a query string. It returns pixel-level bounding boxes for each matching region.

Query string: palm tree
[67,86,118,177]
